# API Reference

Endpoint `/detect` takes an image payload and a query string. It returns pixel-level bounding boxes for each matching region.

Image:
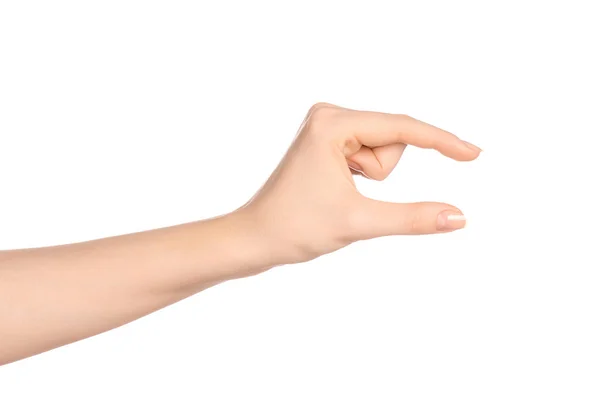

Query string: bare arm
[0,103,481,365]
[0,213,270,365]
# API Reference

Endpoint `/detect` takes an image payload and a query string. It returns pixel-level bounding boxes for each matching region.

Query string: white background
[1,1,599,395]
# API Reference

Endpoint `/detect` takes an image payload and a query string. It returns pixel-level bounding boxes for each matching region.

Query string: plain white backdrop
[1,1,599,395]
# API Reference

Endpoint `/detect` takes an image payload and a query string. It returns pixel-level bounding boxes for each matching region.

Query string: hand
[238,103,482,266]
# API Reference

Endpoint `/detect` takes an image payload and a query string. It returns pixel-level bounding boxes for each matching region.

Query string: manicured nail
[436,210,467,231]
[347,161,363,172]
[462,140,482,152]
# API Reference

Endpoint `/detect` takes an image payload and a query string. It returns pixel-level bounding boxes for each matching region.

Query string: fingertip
[461,151,481,161]
[461,140,483,161]
[447,140,482,162]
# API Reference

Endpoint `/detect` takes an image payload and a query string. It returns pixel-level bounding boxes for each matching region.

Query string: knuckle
[395,113,414,124]
[405,206,425,234]
[342,136,362,156]
[305,106,335,133]
[310,105,333,121]
[409,216,422,234]
[308,102,331,114]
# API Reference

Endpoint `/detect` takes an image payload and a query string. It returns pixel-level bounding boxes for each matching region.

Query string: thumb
[352,198,467,239]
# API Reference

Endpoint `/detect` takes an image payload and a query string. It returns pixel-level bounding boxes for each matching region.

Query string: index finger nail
[462,140,483,152]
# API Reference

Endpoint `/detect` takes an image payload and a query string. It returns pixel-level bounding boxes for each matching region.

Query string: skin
[0,103,481,366]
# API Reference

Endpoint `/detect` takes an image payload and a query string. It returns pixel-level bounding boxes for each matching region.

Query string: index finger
[341,110,482,161]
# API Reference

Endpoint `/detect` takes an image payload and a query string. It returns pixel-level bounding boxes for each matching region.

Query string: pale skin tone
[0,103,481,366]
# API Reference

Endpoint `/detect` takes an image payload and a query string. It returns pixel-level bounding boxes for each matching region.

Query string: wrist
[193,209,277,281]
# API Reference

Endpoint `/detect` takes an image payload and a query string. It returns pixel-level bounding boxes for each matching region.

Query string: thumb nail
[436,210,467,231]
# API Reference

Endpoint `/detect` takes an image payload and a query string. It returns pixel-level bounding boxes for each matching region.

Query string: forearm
[0,210,268,365]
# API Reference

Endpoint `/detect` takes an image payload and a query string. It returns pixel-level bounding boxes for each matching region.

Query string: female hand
[239,103,481,266]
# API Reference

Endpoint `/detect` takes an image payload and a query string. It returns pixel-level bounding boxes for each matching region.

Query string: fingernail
[462,140,483,152]
[347,161,363,172]
[436,210,467,231]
